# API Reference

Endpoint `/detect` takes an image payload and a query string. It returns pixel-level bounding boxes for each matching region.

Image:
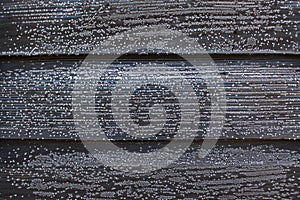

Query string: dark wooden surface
[0,140,299,199]
[0,0,299,199]
[1,54,299,199]
[0,0,299,55]
[1,55,299,140]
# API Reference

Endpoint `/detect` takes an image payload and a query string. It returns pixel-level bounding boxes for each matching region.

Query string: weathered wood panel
[0,55,299,140]
[0,1,299,199]
[0,140,299,199]
[0,0,299,55]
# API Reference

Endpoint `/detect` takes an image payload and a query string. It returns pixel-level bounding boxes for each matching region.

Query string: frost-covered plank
[0,140,299,199]
[0,0,299,55]
[0,55,299,140]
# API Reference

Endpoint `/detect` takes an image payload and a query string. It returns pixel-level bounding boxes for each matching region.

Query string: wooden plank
[0,0,299,55]
[0,55,299,140]
[0,140,299,199]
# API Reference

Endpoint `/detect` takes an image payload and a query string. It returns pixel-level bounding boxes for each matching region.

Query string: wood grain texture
[0,140,299,199]
[0,1,299,199]
[1,55,299,140]
[0,0,299,55]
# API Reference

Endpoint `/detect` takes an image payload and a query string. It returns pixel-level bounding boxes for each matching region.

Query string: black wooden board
[0,140,299,199]
[1,55,299,140]
[0,0,299,55]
